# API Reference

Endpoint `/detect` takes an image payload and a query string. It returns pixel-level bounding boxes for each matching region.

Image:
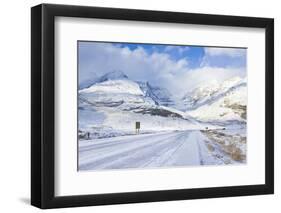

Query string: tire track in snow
[79,131,186,170]
[104,132,189,169]
[141,133,189,167]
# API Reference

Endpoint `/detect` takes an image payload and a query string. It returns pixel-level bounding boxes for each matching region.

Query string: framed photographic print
[31,3,274,209]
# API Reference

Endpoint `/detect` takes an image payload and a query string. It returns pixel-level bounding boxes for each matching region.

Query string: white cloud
[204,47,246,58]
[79,42,246,98]
[177,66,245,92]
[164,45,190,54]
[201,47,247,68]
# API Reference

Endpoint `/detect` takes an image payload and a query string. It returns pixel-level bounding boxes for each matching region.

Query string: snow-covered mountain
[182,77,245,110]
[79,71,202,135]
[137,81,174,107]
[185,77,247,123]
[79,70,175,109]
[79,76,186,120]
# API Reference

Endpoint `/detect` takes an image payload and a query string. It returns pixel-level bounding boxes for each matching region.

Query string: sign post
[135,122,140,134]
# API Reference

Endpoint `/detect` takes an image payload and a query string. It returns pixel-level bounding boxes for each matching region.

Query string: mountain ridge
[79,70,247,124]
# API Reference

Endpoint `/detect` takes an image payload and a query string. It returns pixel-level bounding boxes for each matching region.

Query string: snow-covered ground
[79,130,245,171]
[200,129,246,163]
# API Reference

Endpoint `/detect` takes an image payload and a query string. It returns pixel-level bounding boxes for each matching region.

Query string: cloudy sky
[78,41,246,98]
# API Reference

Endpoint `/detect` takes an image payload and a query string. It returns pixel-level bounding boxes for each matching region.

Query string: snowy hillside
[79,79,156,110]
[186,77,247,123]
[182,77,246,110]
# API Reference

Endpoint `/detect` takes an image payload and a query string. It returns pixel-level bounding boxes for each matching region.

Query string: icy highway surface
[79,130,223,171]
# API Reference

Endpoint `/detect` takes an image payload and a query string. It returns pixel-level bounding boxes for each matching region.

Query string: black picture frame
[31,3,274,209]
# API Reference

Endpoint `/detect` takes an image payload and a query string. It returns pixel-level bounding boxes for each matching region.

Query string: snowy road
[78,130,221,171]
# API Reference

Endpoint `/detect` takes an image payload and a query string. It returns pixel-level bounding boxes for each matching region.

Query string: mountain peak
[98,70,128,82]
